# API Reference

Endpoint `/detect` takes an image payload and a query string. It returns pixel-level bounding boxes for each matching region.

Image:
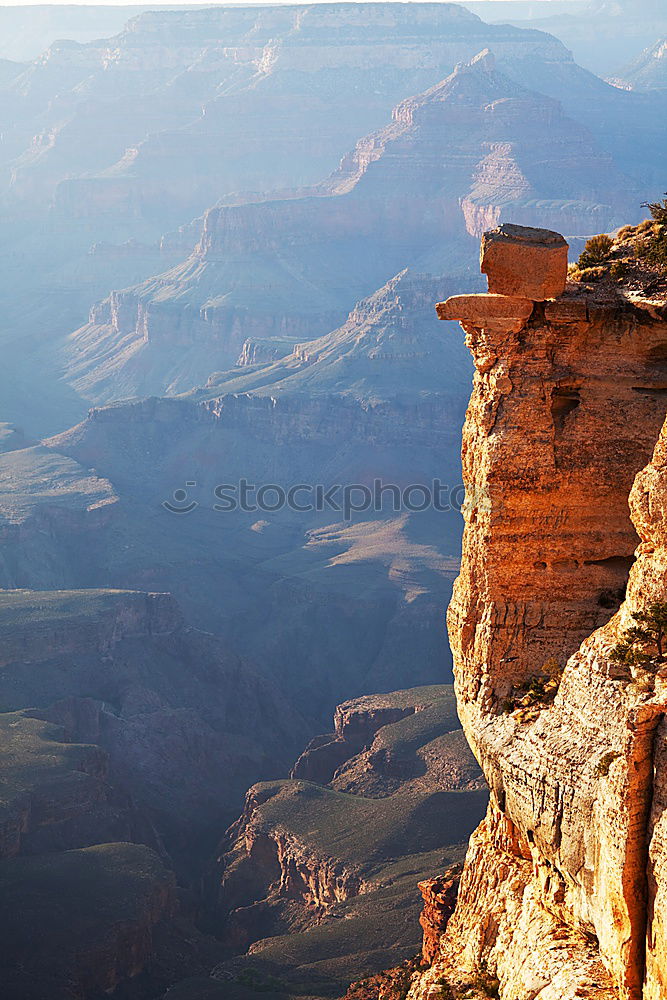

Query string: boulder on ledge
[480,223,569,300]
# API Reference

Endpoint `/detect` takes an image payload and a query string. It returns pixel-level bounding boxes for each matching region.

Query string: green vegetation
[635,220,667,269]
[0,587,139,627]
[250,779,486,870]
[577,233,613,269]
[627,197,667,272]
[610,602,667,668]
[0,710,105,839]
[346,685,456,714]
[331,686,482,799]
[501,659,562,723]
[236,969,289,993]
[596,751,620,778]
[570,196,667,287]
[369,687,459,758]
[642,195,667,226]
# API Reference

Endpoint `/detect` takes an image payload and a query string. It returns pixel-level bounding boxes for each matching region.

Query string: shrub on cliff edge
[642,195,667,225]
[610,602,667,668]
[577,234,614,270]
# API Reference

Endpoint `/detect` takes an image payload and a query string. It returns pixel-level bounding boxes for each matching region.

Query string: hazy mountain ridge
[1,1,611,436]
[505,0,667,76]
[63,48,638,404]
[612,37,667,92]
[3,2,666,437]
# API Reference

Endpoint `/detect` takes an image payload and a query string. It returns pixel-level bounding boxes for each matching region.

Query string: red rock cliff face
[409,227,667,1000]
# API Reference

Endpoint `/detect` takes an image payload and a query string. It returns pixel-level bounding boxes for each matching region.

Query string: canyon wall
[409,228,667,1000]
[64,49,636,403]
[212,686,485,997]
[13,272,470,724]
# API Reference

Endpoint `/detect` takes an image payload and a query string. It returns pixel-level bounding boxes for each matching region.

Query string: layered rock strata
[409,228,667,1000]
[290,694,418,783]
[64,50,635,403]
[291,687,483,791]
[0,588,307,865]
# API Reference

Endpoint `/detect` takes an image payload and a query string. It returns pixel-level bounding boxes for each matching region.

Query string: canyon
[1,3,666,434]
[1,3,667,998]
[2,271,471,722]
[64,46,648,404]
[0,586,308,999]
[211,686,485,999]
[0,587,307,864]
[0,633,485,999]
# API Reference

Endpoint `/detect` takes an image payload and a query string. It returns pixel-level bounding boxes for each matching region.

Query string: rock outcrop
[479,224,568,300]
[406,227,667,999]
[418,865,462,965]
[290,692,420,784]
[291,686,484,793]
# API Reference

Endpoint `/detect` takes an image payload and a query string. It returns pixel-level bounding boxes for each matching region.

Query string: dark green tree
[610,602,667,667]
[641,194,667,225]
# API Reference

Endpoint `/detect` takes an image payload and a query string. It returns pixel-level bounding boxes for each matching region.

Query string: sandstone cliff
[406,226,667,1000]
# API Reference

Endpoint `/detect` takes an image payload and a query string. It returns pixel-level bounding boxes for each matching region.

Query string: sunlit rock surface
[407,227,667,999]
